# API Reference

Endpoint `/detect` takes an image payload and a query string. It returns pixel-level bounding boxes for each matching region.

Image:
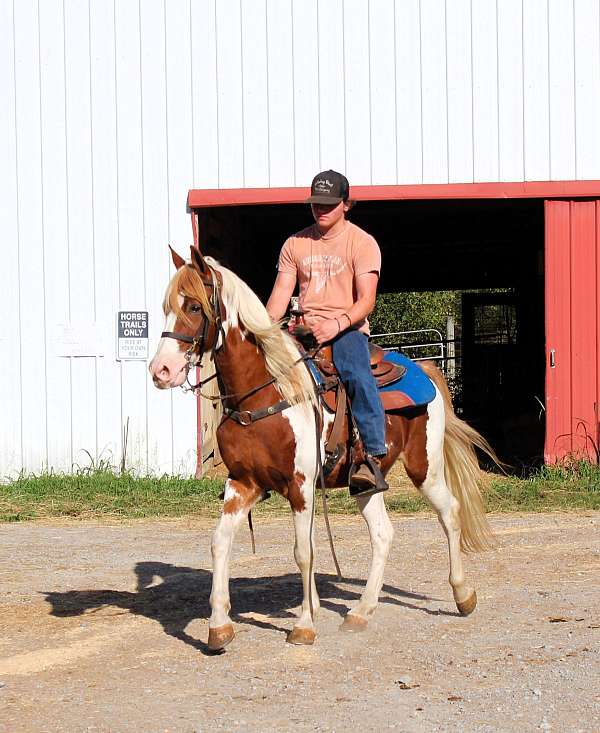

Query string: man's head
[306,169,351,232]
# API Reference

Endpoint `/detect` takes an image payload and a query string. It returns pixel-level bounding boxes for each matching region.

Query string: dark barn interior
[196,198,546,466]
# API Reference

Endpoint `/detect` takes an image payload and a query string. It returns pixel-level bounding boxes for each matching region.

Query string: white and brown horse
[150,246,497,651]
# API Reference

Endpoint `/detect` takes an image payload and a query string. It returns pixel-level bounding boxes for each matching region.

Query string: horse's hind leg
[404,394,477,616]
[340,492,394,632]
[207,478,261,651]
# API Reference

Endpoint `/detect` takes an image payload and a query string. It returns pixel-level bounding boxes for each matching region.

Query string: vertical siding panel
[497,0,524,182]
[292,0,319,185]
[574,0,600,180]
[548,0,575,180]
[317,0,345,173]
[523,0,550,180]
[395,0,422,183]
[13,0,46,473]
[191,0,219,188]
[446,0,473,183]
[544,200,572,462]
[90,0,121,470]
[570,202,597,457]
[165,0,197,475]
[141,0,173,475]
[343,0,371,184]
[241,0,270,187]
[114,0,147,471]
[64,0,97,468]
[216,0,244,187]
[266,0,294,185]
[419,0,448,183]
[369,0,396,185]
[471,0,499,182]
[39,0,71,471]
[0,0,22,474]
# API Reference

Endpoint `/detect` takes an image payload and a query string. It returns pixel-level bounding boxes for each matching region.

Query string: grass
[1,459,599,523]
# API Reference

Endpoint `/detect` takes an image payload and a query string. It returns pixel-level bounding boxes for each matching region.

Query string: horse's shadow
[43,562,455,656]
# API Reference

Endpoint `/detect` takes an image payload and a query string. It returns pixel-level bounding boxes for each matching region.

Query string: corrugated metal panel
[545,200,599,463]
[4,0,600,474]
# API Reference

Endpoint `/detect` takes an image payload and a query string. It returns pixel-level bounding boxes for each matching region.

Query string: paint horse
[150,246,497,652]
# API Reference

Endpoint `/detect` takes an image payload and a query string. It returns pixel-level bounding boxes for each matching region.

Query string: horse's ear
[190,245,210,277]
[169,245,186,270]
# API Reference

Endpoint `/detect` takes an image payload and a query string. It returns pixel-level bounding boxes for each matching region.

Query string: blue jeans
[332,329,387,456]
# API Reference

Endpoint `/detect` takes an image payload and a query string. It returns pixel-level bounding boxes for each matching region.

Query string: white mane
[205,257,317,409]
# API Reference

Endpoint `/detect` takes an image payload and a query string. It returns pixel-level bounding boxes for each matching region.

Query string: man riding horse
[266,170,387,496]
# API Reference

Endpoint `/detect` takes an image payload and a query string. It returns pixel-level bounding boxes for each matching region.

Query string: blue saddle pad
[306,350,436,411]
[378,351,436,409]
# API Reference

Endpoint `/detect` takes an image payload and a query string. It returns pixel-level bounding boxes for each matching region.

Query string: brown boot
[349,455,389,497]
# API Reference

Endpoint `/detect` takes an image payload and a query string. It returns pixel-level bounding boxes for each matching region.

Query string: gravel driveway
[1,512,599,732]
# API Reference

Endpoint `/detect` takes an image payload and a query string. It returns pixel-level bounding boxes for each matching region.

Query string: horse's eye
[189,304,202,314]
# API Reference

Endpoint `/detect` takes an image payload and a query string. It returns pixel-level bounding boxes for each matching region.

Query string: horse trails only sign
[117,311,149,361]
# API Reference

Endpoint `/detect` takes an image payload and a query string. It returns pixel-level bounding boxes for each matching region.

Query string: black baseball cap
[305,169,350,204]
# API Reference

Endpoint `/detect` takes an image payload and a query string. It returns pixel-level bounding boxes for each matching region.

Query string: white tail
[420,362,500,553]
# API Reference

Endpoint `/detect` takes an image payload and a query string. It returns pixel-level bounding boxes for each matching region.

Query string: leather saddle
[293,326,406,476]
[294,326,406,412]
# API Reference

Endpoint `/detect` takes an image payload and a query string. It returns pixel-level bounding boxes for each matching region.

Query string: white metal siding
[2,0,600,475]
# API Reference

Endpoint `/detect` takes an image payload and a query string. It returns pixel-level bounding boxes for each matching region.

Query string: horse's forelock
[164,265,213,327]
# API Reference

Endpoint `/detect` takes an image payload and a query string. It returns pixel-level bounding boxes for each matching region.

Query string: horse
[149,245,498,652]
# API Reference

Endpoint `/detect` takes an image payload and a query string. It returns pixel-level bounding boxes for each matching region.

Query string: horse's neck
[214,328,273,406]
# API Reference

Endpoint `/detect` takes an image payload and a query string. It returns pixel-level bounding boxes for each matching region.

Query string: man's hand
[312,318,340,345]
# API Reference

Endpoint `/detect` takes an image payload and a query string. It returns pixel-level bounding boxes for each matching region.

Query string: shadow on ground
[44,562,452,656]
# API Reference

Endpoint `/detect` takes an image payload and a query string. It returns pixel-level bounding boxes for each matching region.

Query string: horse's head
[149,246,221,389]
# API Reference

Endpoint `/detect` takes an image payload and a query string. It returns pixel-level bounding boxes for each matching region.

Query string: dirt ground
[1,512,599,733]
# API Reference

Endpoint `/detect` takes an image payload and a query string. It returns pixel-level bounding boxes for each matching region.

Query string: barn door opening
[545,200,600,463]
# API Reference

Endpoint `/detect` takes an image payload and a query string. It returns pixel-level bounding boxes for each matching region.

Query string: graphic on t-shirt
[300,254,348,294]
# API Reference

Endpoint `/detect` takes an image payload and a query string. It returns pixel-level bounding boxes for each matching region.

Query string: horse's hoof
[287,627,316,645]
[207,623,235,651]
[339,614,368,633]
[456,590,477,616]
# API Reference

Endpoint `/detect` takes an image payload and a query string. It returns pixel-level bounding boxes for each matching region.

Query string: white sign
[53,323,106,357]
[117,311,149,361]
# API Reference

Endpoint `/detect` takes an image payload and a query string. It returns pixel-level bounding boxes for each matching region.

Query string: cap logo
[314,178,333,194]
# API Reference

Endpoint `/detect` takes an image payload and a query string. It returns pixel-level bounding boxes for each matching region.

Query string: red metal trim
[188,180,600,208]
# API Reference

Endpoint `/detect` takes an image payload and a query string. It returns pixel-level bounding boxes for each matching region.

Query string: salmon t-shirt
[277,221,381,334]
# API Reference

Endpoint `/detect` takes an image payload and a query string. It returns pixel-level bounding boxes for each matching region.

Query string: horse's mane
[165,257,317,409]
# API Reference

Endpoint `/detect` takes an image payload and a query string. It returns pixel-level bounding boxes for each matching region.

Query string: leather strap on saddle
[322,382,347,476]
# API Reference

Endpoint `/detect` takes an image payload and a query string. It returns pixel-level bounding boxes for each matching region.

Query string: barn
[2,0,600,476]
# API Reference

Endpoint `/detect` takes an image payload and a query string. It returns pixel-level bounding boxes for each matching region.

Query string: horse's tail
[420,361,500,553]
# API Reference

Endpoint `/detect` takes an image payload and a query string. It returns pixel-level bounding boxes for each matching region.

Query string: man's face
[311,200,347,230]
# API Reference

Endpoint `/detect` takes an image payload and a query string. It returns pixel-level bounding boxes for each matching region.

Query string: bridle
[160,265,226,392]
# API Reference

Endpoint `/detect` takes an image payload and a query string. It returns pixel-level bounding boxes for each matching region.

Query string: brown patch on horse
[215,328,300,505]
[223,479,262,514]
[287,471,307,513]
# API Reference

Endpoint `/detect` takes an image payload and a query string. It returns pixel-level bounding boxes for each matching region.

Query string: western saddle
[293,326,406,476]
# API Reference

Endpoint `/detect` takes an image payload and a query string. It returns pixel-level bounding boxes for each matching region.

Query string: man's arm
[311,271,379,344]
[266,271,297,322]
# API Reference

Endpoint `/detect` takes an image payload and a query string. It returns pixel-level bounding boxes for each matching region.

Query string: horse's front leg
[287,481,320,645]
[207,478,260,652]
[341,492,394,632]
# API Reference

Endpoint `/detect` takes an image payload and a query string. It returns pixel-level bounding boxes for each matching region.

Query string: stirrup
[348,455,389,497]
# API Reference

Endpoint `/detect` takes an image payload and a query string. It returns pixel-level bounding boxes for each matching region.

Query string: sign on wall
[117,311,149,361]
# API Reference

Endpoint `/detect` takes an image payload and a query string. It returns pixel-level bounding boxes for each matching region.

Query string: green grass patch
[485,459,600,512]
[0,470,224,522]
[2,459,599,522]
